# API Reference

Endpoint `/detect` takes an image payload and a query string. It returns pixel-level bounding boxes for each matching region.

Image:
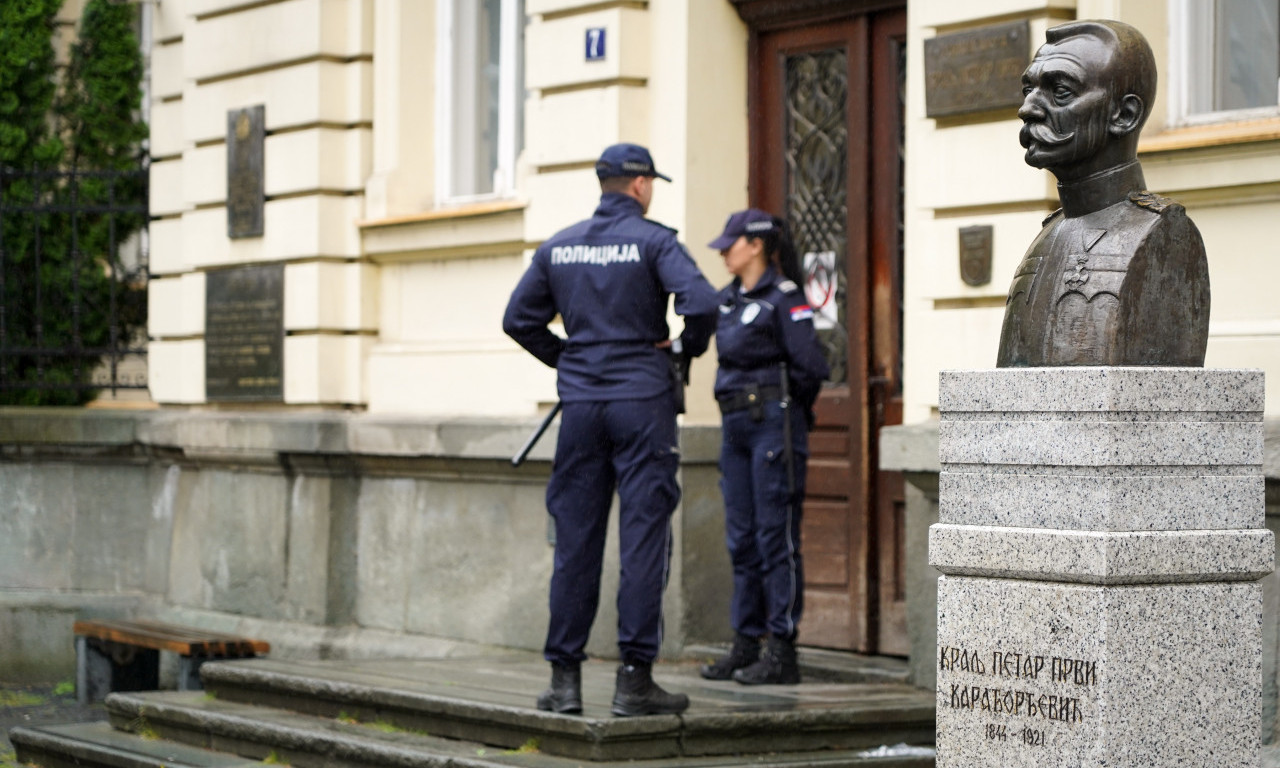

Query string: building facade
[9,0,1280,705]
[129,0,1280,673]
[137,0,1280,657]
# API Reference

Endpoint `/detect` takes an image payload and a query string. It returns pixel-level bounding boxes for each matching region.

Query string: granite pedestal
[931,368,1273,767]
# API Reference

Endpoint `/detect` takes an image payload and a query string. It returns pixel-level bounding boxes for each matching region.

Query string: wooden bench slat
[73,619,270,657]
[119,620,270,651]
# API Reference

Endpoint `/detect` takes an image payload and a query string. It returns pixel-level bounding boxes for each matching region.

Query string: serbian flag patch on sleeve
[790,305,814,322]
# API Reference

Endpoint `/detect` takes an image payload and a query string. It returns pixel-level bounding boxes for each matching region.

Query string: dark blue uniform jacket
[714,266,829,412]
[503,193,719,402]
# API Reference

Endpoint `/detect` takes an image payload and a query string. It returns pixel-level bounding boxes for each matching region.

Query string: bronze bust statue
[996,20,1209,367]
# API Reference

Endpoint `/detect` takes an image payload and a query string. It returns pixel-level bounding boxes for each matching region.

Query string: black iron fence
[0,167,149,403]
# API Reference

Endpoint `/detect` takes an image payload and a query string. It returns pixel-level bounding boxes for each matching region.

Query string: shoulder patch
[643,218,679,235]
[1042,208,1064,227]
[789,304,814,323]
[1128,190,1179,214]
[778,279,798,294]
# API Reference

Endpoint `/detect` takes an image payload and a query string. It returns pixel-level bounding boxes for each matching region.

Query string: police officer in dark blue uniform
[503,144,719,716]
[698,208,829,685]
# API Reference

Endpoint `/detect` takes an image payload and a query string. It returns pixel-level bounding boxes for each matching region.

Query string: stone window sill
[358,200,529,262]
[1139,117,1280,155]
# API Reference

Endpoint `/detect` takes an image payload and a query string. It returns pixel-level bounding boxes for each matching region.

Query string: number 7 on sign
[586,27,606,61]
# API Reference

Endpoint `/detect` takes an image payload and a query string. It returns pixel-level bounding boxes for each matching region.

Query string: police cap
[708,208,776,250]
[595,143,672,182]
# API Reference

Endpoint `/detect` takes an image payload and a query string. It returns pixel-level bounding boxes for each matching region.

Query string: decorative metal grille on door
[785,50,849,384]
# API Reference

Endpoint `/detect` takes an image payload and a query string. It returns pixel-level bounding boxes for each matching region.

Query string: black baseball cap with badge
[595,143,672,182]
[707,208,776,250]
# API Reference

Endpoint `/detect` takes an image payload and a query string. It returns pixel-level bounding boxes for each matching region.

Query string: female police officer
[699,208,828,685]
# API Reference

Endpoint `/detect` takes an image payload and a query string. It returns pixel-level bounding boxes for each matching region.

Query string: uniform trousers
[543,394,681,667]
[719,400,808,640]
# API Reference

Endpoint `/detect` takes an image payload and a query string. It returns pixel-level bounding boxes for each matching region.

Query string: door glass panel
[785,50,849,384]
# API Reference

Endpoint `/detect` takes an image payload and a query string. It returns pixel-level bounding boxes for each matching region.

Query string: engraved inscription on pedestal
[227,105,265,239]
[205,264,283,402]
[935,576,1263,767]
[924,21,1030,118]
[938,642,1094,751]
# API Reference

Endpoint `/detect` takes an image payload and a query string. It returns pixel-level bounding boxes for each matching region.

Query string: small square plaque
[586,27,606,61]
[959,225,993,287]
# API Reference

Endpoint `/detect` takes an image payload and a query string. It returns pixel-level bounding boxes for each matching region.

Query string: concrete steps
[10,654,936,768]
[8,721,260,768]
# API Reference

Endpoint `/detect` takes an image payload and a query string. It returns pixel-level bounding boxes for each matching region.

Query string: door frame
[732,0,907,654]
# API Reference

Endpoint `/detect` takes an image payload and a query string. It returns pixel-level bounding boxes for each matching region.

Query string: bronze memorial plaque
[205,264,284,402]
[959,225,993,287]
[227,105,265,239]
[925,21,1030,118]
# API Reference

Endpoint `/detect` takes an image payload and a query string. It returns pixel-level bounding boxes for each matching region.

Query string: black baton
[779,363,796,504]
[511,401,562,467]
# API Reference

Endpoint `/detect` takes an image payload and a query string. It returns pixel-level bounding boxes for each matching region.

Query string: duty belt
[718,384,783,419]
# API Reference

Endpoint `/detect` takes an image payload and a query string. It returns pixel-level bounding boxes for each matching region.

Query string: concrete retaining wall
[0,409,732,681]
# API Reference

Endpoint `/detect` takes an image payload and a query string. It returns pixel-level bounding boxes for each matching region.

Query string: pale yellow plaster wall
[368,254,551,417]
[488,0,747,422]
[676,0,749,423]
[150,161,186,218]
[149,220,185,276]
[184,62,371,142]
[365,0,434,218]
[151,101,185,159]
[183,0,370,82]
[525,7,650,89]
[149,340,205,403]
[903,3,1068,421]
[146,0,746,414]
[152,44,184,100]
[149,273,206,338]
[153,0,189,43]
[285,263,380,331]
[146,0,375,406]
[525,88,651,168]
[285,335,374,404]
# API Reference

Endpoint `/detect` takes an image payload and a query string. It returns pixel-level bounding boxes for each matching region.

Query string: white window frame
[434,0,523,205]
[1169,0,1280,127]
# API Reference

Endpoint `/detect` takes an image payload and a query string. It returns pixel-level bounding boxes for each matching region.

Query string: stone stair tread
[685,645,911,685]
[10,721,261,768]
[196,656,934,759]
[100,691,934,768]
[203,655,930,716]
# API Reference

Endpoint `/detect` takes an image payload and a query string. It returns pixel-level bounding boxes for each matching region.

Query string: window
[1172,0,1280,124]
[436,0,525,202]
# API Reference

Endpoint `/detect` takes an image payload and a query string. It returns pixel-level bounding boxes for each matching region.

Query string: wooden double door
[736,0,908,655]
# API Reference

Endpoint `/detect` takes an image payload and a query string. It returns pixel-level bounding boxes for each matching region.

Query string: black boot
[610,662,689,716]
[699,633,760,680]
[536,662,583,714]
[732,635,800,685]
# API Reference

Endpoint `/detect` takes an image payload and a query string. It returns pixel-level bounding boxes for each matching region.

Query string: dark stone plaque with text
[205,264,283,401]
[925,21,1030,118]
[227,105,265,238]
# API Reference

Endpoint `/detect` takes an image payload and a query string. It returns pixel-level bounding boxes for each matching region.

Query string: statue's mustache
[1020,122,1075,148]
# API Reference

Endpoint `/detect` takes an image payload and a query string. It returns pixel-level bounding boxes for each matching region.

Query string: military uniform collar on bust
[1056,160,1146,218]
